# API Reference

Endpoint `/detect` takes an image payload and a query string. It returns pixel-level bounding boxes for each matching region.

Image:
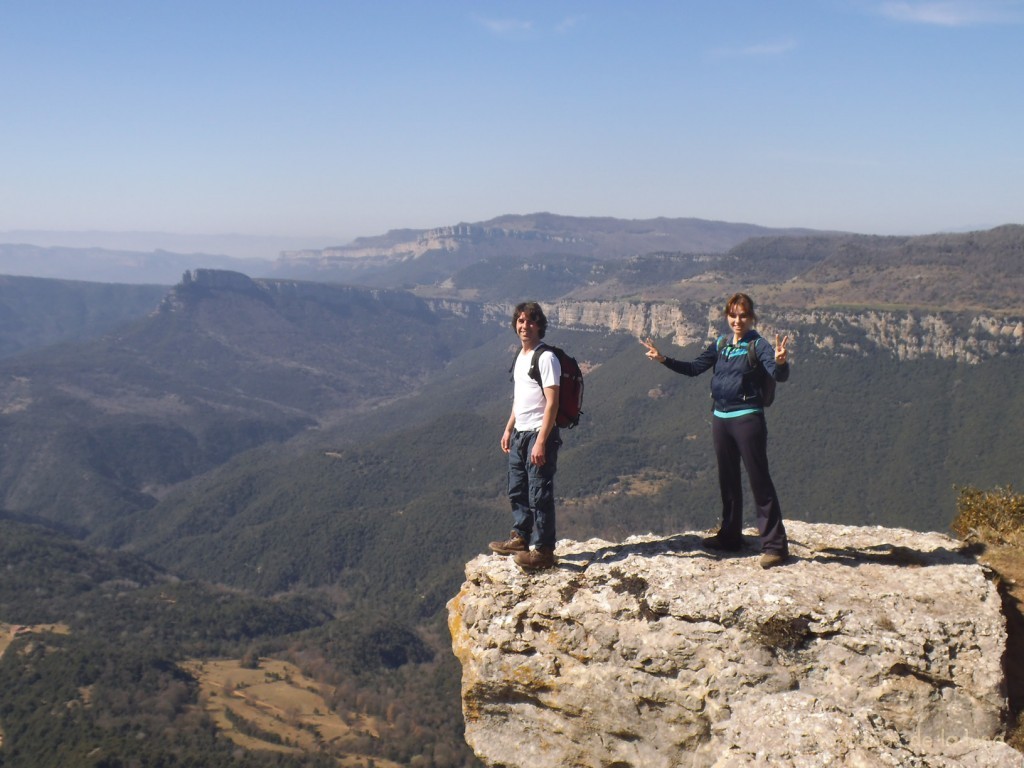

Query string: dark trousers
[507,428,560,550]
[712,413,788,554]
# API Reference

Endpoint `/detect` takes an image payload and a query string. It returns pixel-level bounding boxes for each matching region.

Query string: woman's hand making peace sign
[774,334,790,365]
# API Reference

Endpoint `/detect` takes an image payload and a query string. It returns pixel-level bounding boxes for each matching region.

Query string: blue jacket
[661,330,789,416]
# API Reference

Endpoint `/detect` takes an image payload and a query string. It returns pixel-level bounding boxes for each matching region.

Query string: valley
[0,215,1021,766]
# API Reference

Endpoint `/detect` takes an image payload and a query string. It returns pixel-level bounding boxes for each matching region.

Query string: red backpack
[510,343,585,429]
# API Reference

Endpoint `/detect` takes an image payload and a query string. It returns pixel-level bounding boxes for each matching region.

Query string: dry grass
[561,469,679,507]
[0,622,69,656]
[952,485,1024,548]
[951,485,1024,753]
[181,657,402,768]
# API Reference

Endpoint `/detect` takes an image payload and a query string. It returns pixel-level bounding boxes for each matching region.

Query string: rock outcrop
[448,521,1023,767]
[423,298,1024,363]
[545,300,1023,363]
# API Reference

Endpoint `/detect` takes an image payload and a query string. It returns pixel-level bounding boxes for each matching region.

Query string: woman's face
[727,303,754,340]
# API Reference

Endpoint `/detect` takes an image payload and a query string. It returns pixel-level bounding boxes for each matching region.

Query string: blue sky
[2,0,1022,248]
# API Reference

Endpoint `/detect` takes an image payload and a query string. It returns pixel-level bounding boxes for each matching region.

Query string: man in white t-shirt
[488,302,562,570]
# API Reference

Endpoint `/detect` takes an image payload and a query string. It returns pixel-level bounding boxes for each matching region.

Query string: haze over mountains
[1,213,1021,765]
[5,214,1021,312]
[0,229,333,264]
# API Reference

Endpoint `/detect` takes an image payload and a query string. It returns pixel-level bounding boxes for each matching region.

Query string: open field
[181,657,402,768]
[0,621,70,657]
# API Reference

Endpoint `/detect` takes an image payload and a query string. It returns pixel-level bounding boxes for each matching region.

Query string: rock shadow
[554,537,987,573]
[557,534,742,572]
[803,541,985,568]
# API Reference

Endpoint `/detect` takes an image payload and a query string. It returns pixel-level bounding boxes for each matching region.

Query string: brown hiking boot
[760,552,789,569]
[514,547,556,571]
[488,532,527,555]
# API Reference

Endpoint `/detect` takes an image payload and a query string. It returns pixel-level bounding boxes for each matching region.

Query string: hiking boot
[514,547,556,571]
[702,532,744,552]
[760,552,789,569]
[488,532,527,555]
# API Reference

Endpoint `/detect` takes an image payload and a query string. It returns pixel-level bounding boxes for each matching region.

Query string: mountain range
[0,213,1021,766]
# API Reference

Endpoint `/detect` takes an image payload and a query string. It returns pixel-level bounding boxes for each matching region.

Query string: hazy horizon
[2,213,1019,264]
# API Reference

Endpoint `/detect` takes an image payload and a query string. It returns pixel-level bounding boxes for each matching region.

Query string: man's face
[515,312,542,345]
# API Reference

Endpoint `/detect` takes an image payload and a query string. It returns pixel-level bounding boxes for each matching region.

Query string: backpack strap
[527,343,549,386]
[713,335,725,371]
[746,337,761,369]
[509,343,549,385]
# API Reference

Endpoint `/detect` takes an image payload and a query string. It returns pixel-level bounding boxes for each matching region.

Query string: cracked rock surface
[448,521,1023,767]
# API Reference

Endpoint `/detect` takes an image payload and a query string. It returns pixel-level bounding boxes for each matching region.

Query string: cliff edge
[447,521,1023,767]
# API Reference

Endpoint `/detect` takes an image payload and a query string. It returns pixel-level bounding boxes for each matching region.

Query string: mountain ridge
[6,216,1021,313]
[271,219,1024,312]
[274,213,844,285]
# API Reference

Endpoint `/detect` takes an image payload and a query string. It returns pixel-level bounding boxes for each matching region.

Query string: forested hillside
[0,518,472,766]
[105,328,1023,602]
[0,270,503,530]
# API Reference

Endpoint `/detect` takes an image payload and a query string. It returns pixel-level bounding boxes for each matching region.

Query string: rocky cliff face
[447,521,1022,767]
[161,273,1023,363]
[549,300,1023,363]
[278,214,798,265]
[428,298,1024,363]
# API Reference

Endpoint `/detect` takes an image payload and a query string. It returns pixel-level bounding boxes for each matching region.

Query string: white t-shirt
[512,346,561,431]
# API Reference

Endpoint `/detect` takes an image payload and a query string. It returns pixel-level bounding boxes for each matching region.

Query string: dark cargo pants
[712,412,788,555]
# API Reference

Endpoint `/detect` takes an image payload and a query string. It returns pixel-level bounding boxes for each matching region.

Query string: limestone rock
[426,298,1024,363]
[447,521,1022,767]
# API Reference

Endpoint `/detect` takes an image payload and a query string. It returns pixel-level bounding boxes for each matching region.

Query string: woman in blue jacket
[641,293,791,568]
